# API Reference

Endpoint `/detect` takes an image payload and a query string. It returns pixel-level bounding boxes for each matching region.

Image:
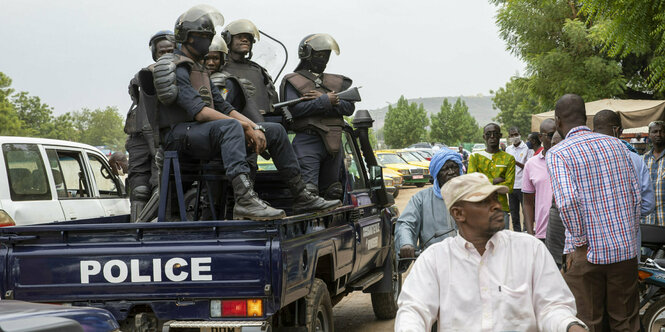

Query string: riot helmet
[205,35,227,72]
[296,33,340,73]
[221,19,260,45]
[174,4,224,42]
[148,30,175,61]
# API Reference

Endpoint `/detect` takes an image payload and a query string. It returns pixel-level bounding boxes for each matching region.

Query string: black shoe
[232,174,286,221]
[288,175,341,215]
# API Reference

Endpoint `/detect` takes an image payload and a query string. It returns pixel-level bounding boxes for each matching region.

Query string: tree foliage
[0,71,126,151]
[344,115,378,149]
[488,0,654,133]
[430,98,482,145]
[383,96,429,148]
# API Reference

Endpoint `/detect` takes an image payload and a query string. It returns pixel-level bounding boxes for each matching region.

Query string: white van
[0,136,129,226]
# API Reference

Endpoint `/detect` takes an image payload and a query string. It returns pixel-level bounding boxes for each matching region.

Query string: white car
[472,143,486,153]
[0,136,129,226]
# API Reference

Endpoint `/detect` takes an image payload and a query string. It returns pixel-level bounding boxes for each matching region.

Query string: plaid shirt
[546,126,640,264]
[643,149,665,225]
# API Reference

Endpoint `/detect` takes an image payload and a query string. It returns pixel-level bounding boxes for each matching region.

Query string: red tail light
[425,157,431,161]
[222,300,247,317]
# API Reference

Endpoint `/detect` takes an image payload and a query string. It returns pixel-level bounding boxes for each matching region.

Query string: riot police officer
[220,19,278,117]
[279,34,355,199]
[155,5,340,220]
[124,30,175,221]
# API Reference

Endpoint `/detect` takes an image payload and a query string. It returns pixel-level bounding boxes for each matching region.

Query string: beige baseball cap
[441,173,509,211]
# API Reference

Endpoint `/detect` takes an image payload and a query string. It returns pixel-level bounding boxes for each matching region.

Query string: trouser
[126,133,158,195]
[563,246,639,332]
[508,189,523,232]
[292,131,343,191]
[164,120,300,179]
[503,211,510,230]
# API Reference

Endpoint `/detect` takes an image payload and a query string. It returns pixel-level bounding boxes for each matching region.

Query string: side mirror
[369,165,384,189]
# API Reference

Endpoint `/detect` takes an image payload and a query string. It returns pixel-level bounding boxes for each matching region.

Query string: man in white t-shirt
[505,126,534,232]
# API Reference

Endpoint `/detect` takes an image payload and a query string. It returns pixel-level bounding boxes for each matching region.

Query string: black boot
[288,175,342,215]
[232,174,286,221]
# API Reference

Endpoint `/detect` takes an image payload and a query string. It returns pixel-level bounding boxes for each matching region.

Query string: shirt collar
[565,126,591,139]
[454,231,502,254]
[537,150,545,159]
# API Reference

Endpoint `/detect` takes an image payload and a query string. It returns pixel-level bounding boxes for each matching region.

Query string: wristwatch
[566,321,589,331]
[253,125,266,133]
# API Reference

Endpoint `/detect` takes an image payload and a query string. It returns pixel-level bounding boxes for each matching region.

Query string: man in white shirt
[505,127,534,232]
[395,173,587,332]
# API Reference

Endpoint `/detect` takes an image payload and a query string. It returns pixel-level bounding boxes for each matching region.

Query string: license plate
[201,328,239,332]
[413,175,423,179]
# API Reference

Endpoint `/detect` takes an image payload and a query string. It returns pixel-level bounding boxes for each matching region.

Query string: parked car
[472,143,486,153]
[375,151,429,187]
[0,136,129,226]
[0,300,119,332]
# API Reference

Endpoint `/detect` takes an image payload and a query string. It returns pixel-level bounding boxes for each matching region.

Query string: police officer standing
[280,34,355,198]
[124,30,175,221]
[156,5,339,220]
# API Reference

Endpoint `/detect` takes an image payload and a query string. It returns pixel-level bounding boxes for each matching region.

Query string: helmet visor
[306,34,340,55]
[181,4,224,28]
[225,19,260,42]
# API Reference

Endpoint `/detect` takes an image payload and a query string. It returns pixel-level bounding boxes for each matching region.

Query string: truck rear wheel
[305,278,333,332]
[370,254,401,320]
[392,188,399,198]
[415,182,426,188]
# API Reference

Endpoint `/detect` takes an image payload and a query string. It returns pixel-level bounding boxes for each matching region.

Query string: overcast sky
[0,0,524,118]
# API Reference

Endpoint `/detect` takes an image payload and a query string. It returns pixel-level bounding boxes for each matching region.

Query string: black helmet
[297,33,340,60]
[174,4,224,43]
[149,30,175,60]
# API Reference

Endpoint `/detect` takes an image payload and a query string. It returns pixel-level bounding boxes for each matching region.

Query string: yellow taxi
[375,150,429,187]
[396,149,430,169]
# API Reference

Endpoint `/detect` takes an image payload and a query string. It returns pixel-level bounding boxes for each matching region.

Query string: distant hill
[367,95,497,129]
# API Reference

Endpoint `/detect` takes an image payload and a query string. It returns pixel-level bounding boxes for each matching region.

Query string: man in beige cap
[395,173,587,332]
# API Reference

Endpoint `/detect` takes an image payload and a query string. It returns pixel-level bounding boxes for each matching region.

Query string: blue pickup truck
[0,111,400,332]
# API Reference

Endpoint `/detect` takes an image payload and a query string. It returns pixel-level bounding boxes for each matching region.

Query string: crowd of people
[395,94,663,331]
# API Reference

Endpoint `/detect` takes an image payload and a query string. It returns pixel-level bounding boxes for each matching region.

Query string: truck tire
[415,182,426,188]
[370,254,401,320]
[305,278,334,332]
[642,296,665,331]
[392,188,399,199]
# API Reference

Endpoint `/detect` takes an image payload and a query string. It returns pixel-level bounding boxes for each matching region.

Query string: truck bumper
[162,320,270,332]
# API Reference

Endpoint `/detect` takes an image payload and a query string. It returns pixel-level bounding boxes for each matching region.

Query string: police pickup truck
[0,111,401,332]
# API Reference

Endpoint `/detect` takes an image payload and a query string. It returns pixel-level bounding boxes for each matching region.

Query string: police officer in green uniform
[124,30,175,221]
[279,34,355,199]
[154,5,340,220]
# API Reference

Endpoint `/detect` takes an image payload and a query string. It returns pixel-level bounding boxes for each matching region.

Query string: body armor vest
[156,54,214,129]
[222,59,278,114]
[210,71,265,123]
[282,70,352,155]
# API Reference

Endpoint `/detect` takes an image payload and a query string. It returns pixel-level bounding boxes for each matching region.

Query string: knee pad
[131,185,151,203]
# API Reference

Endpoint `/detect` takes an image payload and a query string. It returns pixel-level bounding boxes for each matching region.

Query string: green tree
[383,96,429,148]
[430,98,482,145]
[11,91,56,137]
[491,77,544,135]
[72,107,126,151]
[581,1,665,92]
[0,72,24,136]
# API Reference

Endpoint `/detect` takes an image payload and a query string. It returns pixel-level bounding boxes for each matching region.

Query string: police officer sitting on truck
[124,30,175,221]
[220,19,278,119]
[154,5,340,221]
[279,34,355,199]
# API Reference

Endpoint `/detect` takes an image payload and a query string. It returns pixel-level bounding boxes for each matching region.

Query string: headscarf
[431,149,464,199]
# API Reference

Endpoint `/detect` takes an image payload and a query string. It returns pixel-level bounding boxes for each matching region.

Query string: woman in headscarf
[394,149,464,259]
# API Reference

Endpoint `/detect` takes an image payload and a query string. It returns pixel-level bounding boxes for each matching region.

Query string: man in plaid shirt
[643,120,665,225]
[547,94,641,331]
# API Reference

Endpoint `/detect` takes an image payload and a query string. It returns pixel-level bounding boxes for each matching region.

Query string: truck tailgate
[0,220,274,302]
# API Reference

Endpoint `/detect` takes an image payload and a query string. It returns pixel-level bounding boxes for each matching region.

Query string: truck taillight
[210,299,263,317]
[0,210,15,227]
